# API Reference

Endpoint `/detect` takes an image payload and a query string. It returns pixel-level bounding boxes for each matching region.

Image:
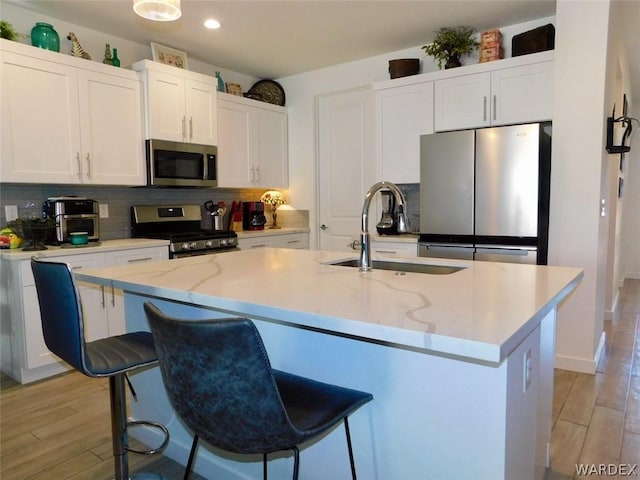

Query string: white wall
[604,0,634,318]
[549,0,611,373]
[620,98,640,280]
[1,2,257,90]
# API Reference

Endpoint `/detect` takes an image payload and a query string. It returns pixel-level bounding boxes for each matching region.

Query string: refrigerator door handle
[422,244,474,251]
[475,247,535,256]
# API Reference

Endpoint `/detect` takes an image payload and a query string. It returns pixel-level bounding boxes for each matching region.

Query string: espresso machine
[376,190,399,235]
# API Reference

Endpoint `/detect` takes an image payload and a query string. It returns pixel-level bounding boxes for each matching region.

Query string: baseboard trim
[554,331,606,374]
[605,290,621,321]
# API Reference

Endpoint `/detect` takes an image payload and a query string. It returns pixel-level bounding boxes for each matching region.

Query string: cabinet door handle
[493,95,497,121]
[250,243,267,248]
[127,257,153,262]
[181,116,186,141]
[286,240,301,244]
[189,116,193,141]
[374,249,397,254]
[101,285,106,308]
[85,153,91,179]
[320,224,328,230]
[76,153,82,179]
[111,285,115,307]
[348,240,361,250]
[250,166,255,182]
[483,96,487,121]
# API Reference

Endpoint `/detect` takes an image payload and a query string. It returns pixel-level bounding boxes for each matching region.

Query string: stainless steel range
[131,204,238,258]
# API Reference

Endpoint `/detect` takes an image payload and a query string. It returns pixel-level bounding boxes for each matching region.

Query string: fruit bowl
[7,218,55,251]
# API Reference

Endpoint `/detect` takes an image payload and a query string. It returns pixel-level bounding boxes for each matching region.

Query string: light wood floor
[2,279,639,480]
[0,369,204,479]
[548,278,640,480]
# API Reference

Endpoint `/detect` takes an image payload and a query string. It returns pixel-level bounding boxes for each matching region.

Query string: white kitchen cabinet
[375,81,434,183]
[217,92,288,188]
[434,60,553,131]
[370,239,418,257]
[0,39,146,185]
[133,60,217,145]
[76,70,146,185]
[101,246,168,336]
[0,243,168,384]
[238,232,309,250]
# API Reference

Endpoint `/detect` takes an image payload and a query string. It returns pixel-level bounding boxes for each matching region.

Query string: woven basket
[388,59,420,79]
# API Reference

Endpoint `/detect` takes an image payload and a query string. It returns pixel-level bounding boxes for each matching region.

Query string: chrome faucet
[359,181,409,271]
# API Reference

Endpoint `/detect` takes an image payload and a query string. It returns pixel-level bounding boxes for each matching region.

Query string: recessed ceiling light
[204,18,221,29]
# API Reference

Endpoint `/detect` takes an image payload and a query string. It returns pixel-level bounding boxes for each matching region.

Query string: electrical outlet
[4,205,18,222]
[523,348,532,393]
[99,204,109,218]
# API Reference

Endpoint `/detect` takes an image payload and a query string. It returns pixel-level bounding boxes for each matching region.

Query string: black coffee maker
[376,190,399,235]
[242,202,267,231]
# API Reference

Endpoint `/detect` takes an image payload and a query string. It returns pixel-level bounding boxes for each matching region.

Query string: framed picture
[151,42,188,69]
[226,83,243,96]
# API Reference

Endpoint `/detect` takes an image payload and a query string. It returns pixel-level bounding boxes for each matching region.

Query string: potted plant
[422,26,479,69]
[1,20,21,41]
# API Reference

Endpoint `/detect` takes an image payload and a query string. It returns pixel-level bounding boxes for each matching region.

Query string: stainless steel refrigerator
[418,122,552,265]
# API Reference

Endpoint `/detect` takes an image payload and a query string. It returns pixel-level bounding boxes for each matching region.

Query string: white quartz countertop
[74,248,582,364]
[0,238,169,261]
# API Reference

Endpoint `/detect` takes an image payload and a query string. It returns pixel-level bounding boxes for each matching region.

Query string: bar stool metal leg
[345,417,358,480]
[110,374,129,480]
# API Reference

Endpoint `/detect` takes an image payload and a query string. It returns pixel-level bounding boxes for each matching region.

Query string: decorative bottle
[31,23,60,52]
[103,44,113,65]
[215,71,225,92]
[112,48,120,67]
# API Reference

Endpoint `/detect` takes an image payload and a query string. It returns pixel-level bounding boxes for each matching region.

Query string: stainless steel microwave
[146,139,217,187]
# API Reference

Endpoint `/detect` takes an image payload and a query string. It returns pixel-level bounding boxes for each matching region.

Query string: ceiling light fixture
[133,0,181,22]
[204,18,221,30]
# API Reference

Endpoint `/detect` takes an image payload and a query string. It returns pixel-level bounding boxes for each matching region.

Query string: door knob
[320,224,328,230]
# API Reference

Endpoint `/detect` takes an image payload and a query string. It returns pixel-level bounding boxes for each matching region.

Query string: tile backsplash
[1,183,417,238]
[0,184,295,239]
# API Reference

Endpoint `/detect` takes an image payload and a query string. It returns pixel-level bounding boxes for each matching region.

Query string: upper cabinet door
[491,61,553,126]
[1,51,82,184]
[217,93,288,188]
[217,99,253,187]
[434,72,491,131]
[434,59,554,132]
[376,81,434,183]
[77,70,146,185]
[135,61,218,145]
[145,70,187,142]
[255,107,288,187]
[185,79,218,145]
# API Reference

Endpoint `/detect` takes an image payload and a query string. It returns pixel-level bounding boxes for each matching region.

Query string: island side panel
[124,293,544,480]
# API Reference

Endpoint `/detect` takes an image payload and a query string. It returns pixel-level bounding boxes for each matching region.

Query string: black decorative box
[512,24,555,57]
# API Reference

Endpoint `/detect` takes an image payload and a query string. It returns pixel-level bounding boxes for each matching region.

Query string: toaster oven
[43,197,100,244]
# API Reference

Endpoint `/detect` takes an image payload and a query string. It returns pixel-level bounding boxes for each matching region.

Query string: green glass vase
[31,22,60,52]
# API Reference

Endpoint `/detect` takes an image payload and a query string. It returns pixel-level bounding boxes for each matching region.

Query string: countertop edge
[0,238,169,261]
[235,228,310,239]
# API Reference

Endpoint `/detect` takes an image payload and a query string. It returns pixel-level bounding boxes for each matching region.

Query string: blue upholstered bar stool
[31,258,170,480]
[144,301,373,480]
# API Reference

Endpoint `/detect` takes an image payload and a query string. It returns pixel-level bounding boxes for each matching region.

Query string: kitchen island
[74,248,582,480]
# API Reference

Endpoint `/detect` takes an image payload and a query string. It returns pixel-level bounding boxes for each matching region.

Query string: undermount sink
[328,259,465,275]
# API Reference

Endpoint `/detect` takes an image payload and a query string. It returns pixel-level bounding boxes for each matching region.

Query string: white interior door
[317,88,375,252]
